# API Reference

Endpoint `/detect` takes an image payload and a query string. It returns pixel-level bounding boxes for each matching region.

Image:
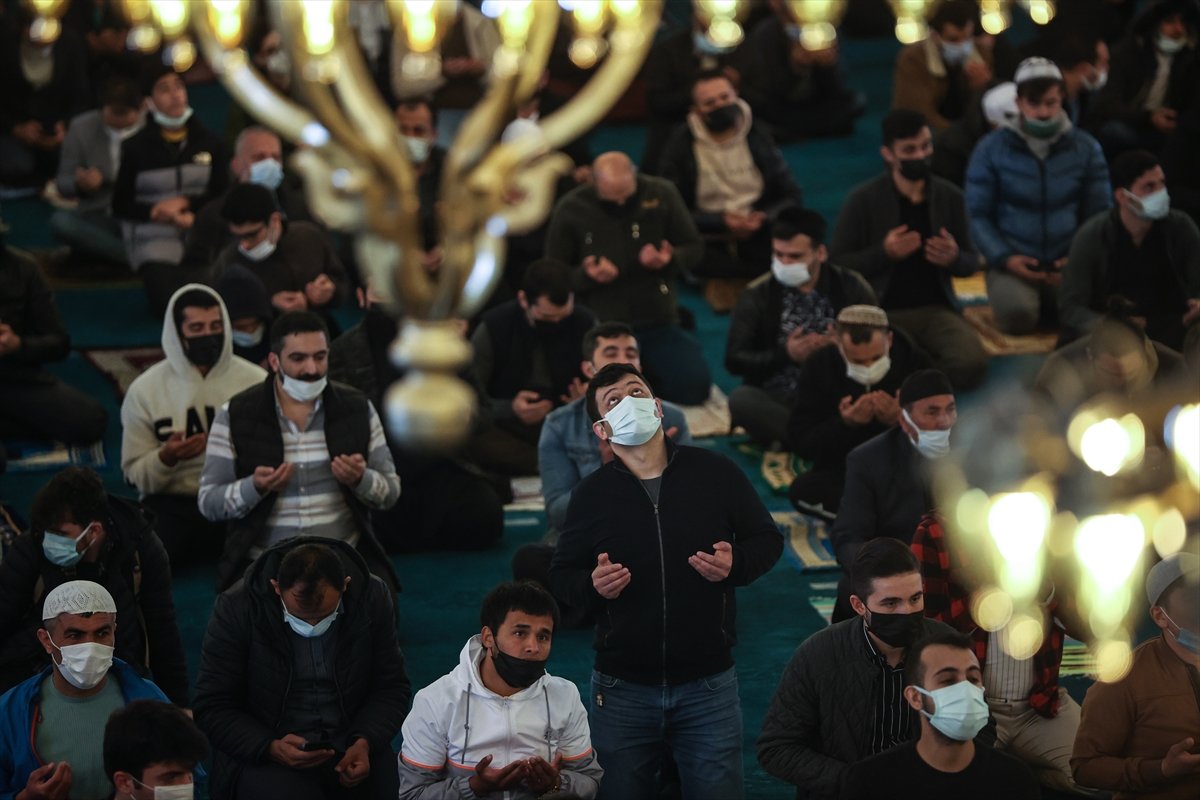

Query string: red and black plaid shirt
[911,514,1066,718]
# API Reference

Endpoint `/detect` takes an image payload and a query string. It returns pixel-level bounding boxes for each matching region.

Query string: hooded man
[120,283,267,566]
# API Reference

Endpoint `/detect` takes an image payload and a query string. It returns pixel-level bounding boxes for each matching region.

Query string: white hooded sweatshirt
[120,283,267,497]
[398,635,602,800]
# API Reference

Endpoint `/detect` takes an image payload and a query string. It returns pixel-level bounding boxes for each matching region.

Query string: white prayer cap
[982,82,1018,127]
[42,580,117,621]
[1014,57,1063,85]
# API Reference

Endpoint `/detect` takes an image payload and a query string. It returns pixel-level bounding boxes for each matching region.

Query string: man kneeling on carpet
[121,284,266,567]
[399,581,602,799]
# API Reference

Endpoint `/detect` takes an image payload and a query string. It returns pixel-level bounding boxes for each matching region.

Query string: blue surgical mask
[1163,611,1200,656]
[1127,187,1171,221]
[282,600,340,638]
[231,326,265,348]
[248,158,284,190]
[903,408,952,460]
[152,106,194,129]
[941,40,974,66]
[915,680,989,741]
[42,524,94,567]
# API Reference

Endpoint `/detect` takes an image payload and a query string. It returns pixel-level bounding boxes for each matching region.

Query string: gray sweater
[55,109,125,214]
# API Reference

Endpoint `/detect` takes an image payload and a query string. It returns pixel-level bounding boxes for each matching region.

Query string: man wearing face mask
[758,539,956,800]
[965,57,1112,336]
[1073,550,1200,800]
[120,285,266,566]
[182,125,314,271]
[892,0,993,132]
[394,98,445,258]
[193,539,411,800]
[1060,150,1200,353]
[0,581,170,800]
[198,312,400,592]
[0,468,188,707]
[212,183,348,330]
[550,363,782,800]
[112,64,228,316]
[469,259,596,477]
[50,75,144,267]
[827,369,955,622]
[726,208,876,448]
[832,109,987,390]
[104,700,208,800]
[1051,33,1111,127]
[399,581,601,799]
[217,264,275,367]
[1091,0,1198,160]
[787,305,930,518]
[841,631,1040,799]
[658,68,803,311]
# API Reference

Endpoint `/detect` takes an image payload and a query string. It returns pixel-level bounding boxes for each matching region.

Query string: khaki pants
[988,688,1103,795]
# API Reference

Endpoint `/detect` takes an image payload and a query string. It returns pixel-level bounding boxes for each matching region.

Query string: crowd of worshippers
[0,0,1199,798]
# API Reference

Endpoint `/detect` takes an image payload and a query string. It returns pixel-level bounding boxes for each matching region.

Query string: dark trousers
[637,325,712,406]
[371,462,503,553]
[234,747,397,800]
[465,418,541,477]
[694,232,772,281]
[0,374,108,444]
[728,385,792,446]
[788,467,845,514]
[141,493,225,567]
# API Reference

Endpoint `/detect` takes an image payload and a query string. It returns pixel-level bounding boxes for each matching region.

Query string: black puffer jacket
[192,537,411,799]
[0,495,189,705]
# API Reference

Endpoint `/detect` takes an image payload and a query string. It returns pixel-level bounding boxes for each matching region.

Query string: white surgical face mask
[902,407,952,460]
[403,135,432,163]
[282,600,340,638]
[48,636,114,690]
[1157,34,1185,55]
[151,105,193,129]
[107,121,144,142]
[771,257,811,288]
[248,157,284,190]
[1082,69,1108,91]
[231,326,265,348]
[239,235,277,262]
[846,354,891,387]
[133,777,194,800]
[280,372,327,402]
[1127,187,1171,220]
[603,395,662,447]
[941,40,974,66]
[915,680,989,741]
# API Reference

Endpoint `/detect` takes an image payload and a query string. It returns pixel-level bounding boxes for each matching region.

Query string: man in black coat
[0,467,189,706]
[193,537,411,800]
[549,363,783,800]
[757,539,957,800]
[787,305,930,517]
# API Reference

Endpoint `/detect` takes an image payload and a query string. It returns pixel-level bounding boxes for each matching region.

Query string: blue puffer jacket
[965,124,1111,268]
[0,661,168,800]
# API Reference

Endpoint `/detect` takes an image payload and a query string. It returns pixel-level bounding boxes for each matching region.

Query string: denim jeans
[50,209,129,264]
[590,666,744,800]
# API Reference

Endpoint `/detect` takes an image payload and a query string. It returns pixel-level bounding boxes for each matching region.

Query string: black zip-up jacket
[0,247,70,383]
[192,537,411,799]
[549,438,783,685]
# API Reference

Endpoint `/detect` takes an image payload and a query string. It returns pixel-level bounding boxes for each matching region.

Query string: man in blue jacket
[0,580,169,800]
[549,363,783,800]
[966,57,1112,335]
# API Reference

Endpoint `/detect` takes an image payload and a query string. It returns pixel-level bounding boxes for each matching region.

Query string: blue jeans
[50,209,129,264]
[590,667,744,800]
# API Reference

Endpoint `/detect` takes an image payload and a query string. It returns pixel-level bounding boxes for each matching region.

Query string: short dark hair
[904,629,975,688]
[521,258,573,306]
[103,700,208,782]
[838,322,887,345]
[221,183,278,226]
[269,311,329,355]
[480,581,560,637]
[1051,32,1103,72]
[585,362,653,422]
[396,96,439,127]
[276,542,347,605]
[1110,150,1161,191]
[849,538,921,604]
[691,66,738,97]
[141,62,181,97]
[172,288,220,331]
[771,206,827,245]
[1016,77,1064,104]
[31,467,109,541]
[929,0,977,32]
[582,322,636,361]
[99,75,143,112]
[881,109,929,147]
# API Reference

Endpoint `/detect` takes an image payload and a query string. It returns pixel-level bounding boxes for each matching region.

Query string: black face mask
[491,646,547,689]
[866,609,925,648]
[898,156,931,182]
[183,333,223,367]
[702,103,742,134]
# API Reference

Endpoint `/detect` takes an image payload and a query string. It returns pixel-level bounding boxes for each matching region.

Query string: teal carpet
[0,30,1073,800]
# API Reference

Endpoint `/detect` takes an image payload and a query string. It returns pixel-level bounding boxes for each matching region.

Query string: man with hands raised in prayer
[550,363,782,800]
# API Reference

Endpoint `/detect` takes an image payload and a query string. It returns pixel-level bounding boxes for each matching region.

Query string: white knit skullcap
[1014,57,1063,85]
[982,82,1018,127]
[42,580,117,621]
